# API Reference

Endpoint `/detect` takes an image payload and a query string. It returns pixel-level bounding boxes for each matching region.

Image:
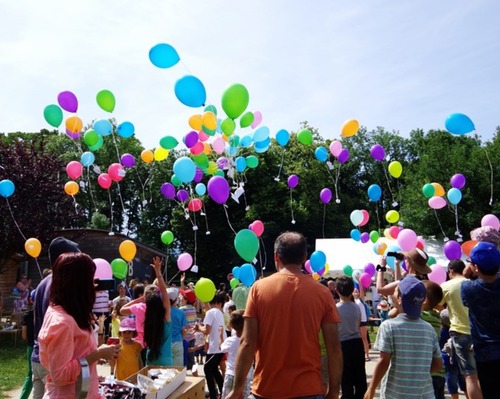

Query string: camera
[95,278,116,291]
[386,251,405,261]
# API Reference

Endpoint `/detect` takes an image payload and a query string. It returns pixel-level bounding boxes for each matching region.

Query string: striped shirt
[92,291,110,314]
[374,314,440,399]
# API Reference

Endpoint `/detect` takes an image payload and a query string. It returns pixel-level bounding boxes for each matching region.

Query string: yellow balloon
[65,116,83,133]
[154,147,169,161]
[119,240,137,262]
[141,149,154,164]
[431,182,445,197]
[388,161,403,178]
[341,119,359,138]
[188,114,202,131]
[25,238,42,258]
[64,181,79,196]
[324,263,330,273]
[383,229,393,240]
[203,142,212,155]
[202,111,217,131]
[222,134,229,142]
[206,161,219,175]
[386,210,400,224]
[312,273,320,281]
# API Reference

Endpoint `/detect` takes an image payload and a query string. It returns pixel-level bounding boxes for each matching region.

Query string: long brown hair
[50,253,96,331]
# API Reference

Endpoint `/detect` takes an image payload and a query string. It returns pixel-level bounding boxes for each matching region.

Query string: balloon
[65,129,80,140]
[207,176,230,204]
[0,179,15,198]
[81,151,95,167]
[195,278,216,303]
[389,226,401,239]
[444,240,462,260]
[310,250,327,272]
[183,131,199,148]
[117,121,135,138]
[343,265,353,277]
[304,260,313,274]
[240,111,254,128]
[65,116,83,134]
[297,129,313,145]
[350,210,363,226]
[245,155,259,169]
[108,163,125,182]
[94,119,113,136]
[154,147,169,161]
[249,220,265,237]
[160,182,175,199]
[235,157,247,173]
[96,89,115,113]
[367,184,382,201]
[120,153,135,168]
[43,104,63,127]
[230,278,240,289]
[360,232,370,244]
[194,167,204,183]
[287,174,299,189]
[57,91,78,113]
[251,111,262,128]
[161,230,174,245]
[359,210,370,227]
[234,229,259,262]
[239,263,257,287]
[66,161,83,180]
[375,242,387,255]
[221,83,249,119]
[384,245,402,269]
[232,266,241,280]
[422,183,435,198]
[276,129,290,146]
[64,181,79,196]
[427,256,436,266]
[84,129,99,146]
[337,148,350,164]
[329,140,342,157]
[320,188,332,204]
[388,161,402,178]
[447,188,462,205]
[315,147,329,162]
[202,112,217,131]
[177,253,193,271]
[445,113,475,135]
[175,75,206,108]
[450,174,466,189]
[369,230,379,243]
[364,263,376,277]
[94,258,112,279]
[428,196,447,210]
[89,135,104,151]
[195,183,206,196]
[360,272,372,288]
[481,214,500,230]
[188,198,203,212]
[341,119,359,137]
[173,157,196,183]
[370,144,385,161]
[119,240,136,262]
[397,229,418,251]
[97,173,112,189]
[25,238,42,258]
[149,43,180,68]
[111,258,128,280]
[141,150,154,164]
[417,236,426,250]
[461,240,478,257]
[220,118,236,136]
[386,210,400,224]
[176,189,189,202]
[350,229,361,241]
[431,183,445,197]
[160,135,179,150]
[428,265,447,285]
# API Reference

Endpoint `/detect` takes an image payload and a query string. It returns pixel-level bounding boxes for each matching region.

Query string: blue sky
[1,0,499,150]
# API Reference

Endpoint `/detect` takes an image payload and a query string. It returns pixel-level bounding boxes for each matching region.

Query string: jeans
[450,332,477,375]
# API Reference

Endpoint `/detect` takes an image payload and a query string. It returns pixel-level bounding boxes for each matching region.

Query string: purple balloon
[65,129,80,140]
[337,148,350,164]
[216,157,230,170]
[320,188,332,204]
[207,176,230,204]
[193,167,204,183]
[120,153,135,168]
[360,232,370,243]
[184,131,199,149]
[444,240,462,261]
[176,189,189,202]
[57,91,78,113]
[287,174,299,189]
[161,182,176,199]
[364,263,376,277]
[370,144,385,161]
[450,173,466,190]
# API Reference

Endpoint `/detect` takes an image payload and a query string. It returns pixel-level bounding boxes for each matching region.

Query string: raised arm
[152,256,170,322]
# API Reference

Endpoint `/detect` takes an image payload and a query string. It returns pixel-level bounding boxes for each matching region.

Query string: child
[365,276,442,399]
[110,317,143,381]
[377,299,390,323]
[110,297,128,338]
[220,310,253,399]
[194,330,206,364]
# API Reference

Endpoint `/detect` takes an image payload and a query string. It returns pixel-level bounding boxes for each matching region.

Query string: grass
[0,334,28,399]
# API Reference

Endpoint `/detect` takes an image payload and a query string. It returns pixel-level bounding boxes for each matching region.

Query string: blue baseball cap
[470,241,500,272]
[399,276,426,319]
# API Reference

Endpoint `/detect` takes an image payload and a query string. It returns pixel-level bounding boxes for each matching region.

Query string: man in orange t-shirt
[227,231,342,399]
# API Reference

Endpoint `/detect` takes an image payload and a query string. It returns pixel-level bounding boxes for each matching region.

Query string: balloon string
[383,163,396,204]
[324,164,339,201]
[396,180,402,220]
[334,163,341,201]
[72,195,79,214]
[433,209,447,239]
[115,182,126,217]
[257,237,267,276]
[111,131,122,164]
[223,204,237,235]
[86,167,98,212]
[375,202,381,232]
[168,270,181,286]
[193,218,198,267]
[289,189,295,223]
[322,203,326,238]
[484,148,494,206]
[201,203,210,233]
[454,206,461,239]
[135,168,147,205]
[108,190,114,232]
[275,149,286,181]
[34,259,43,279]
[5,198,27,240]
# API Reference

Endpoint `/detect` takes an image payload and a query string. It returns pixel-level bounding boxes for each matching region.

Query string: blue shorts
[450,332,477,375]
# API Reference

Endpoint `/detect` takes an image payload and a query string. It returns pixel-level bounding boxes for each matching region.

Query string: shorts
[450,332,477,375]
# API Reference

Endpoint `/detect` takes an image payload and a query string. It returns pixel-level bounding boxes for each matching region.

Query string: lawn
[0,334,27,399]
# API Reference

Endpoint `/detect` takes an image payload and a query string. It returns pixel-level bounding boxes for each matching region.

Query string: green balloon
[427,256,436,266]
[297,129,313,145]
[214,170,225,177]
[240,112,254,128]
[160,135,179,150]
[343,265,353,277]
[171,174,182,187]
[89,135,104,151]
[202,125,216,136]
[84,129,99,146]
[221,83,249,120]
[234,229,259,262]
[228,135,240,148]
[192,153,209,169]
[43,104,63,128]
[230,278,239,289]
[221,118,236,136]
[245,155,259,169]
[111,258,128,279]
[369,230,380,243]
[195,277,216,303]
[96,89,116,113]
[204,104,217,115]
[422,183,435,198]
[161,230,174,245]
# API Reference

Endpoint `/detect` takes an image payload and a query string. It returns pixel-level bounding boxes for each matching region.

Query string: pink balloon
[428,196,447,209]
[177,253,193,271]
[389,226,401,239]
[188,198,203,212]
[108,163,125,182]
[94,258,112,280]
[397,229,418,251]
[58,91,78,113]
[428,264,447,285]
[66,161,83,180]
[329,140,343,157]
[198,131,209,142]
[360,272,372,288]
[189,141,204,155]
[250,220,265,237]
[359,210,370,227]
[481,214,500,231]
[98,173,112,189]
[304,260,313,274]
[212,137,226,154]
[251,111,263,129]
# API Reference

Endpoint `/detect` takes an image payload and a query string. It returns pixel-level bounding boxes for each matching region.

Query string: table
[169,376,205,399]
[0,328,21,347]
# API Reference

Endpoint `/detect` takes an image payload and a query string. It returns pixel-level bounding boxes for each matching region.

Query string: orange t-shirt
[244,272,340,398]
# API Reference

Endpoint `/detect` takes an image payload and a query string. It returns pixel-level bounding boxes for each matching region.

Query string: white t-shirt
[203,307,226,354]
[223,299,235,315]
[355,298,368,323]
[221,335,240,376]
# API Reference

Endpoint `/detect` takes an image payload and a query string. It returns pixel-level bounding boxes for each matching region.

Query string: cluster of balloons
[343,263,374,288]
[303,250,329,280]
[231,263,257,287]
[422,173,466,209]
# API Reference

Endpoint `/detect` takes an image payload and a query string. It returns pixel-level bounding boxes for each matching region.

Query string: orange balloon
[119,240,137,262]
[461,240,478,257]
[203,142,212,155]
[25,238,42,258]
[141,149,154,164]
[64,181,79,196]
[431,182,445,197]
[188,114,202,131]
[65,116,83,133]
[341,119,359,138]
[222,134,229,142]
[202,111,217,130]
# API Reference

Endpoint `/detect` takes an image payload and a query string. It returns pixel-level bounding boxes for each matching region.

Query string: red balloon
[188,198,203,212]
[358,210,370,227]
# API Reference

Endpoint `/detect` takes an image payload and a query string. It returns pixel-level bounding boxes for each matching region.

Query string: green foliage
[0,338,27,397]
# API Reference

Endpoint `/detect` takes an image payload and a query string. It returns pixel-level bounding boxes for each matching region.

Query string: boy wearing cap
[168,287,188,366]
[461,241,500,399]
[110,317,142,381]
[364,276,442,399]
[180,287,198,368]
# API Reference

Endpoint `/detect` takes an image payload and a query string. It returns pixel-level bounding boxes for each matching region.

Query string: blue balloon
[276,129,290,146]
[226,146,239,157]
[80,151,95,167]
[195,183,206,196]
[253,126,270,142]
[0,179,15,198]
[173,157,196,183]
[117,121,135,138]
[310,250,327,272]
[254,145,269,153]
[239,263,257,287]
[445,113,475,135]
[254,137,270,148]
[384,244,402,269]
[350,229,361,242]
[367,184,382,201]
[174,75,206,108]
[240,135,253,148]
[93,119,113,136]
[235,157,247,173]
[232,266,240,280]
[149,43,180,68]
[447,187,462,205]
[314,146,328,162]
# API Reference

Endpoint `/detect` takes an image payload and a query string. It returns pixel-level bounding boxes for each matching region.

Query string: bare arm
[364,351,391,399]
[120,296,144,316]
[152,256,171,322]
[430,356,443,373]
[322,322,342,399]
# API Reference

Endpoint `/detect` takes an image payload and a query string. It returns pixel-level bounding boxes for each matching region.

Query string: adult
[31,236,80,399]
[12,274,31,314]
[112,282,131,309]
[440,259,482,399]
[227,231,342,399]
[462,242,500,399]
[38,253,119,399]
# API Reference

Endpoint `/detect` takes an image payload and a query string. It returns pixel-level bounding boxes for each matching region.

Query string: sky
[1,0,500,150]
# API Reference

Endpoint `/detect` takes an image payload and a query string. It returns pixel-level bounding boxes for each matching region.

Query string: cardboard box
[127,366,187,399]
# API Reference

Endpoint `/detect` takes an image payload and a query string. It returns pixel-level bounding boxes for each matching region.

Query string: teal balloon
[81,151,95,167]
[160,135,179,150]
[173,157,196,183]
[117,121,135,138]
[174,75,206,108]
[245,155,259,168]
[149,43,180,68]
[171,174,182,187]
[445,113,475,135]
[314,146,328,162]
[89,135,104,151]
[367,184,382,201]
[43,104,63,128]
[221,83,249,119]
[234,229,259,262]
[0,179,15,198]
[204,104,217,115]
[94,119,113,136]
[276,129,290,146]
[447,187,462,205]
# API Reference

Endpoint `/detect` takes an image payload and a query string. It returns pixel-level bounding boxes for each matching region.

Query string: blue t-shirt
[171,307,187,343]
[146,321,173,366]
[461,277,500,362]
